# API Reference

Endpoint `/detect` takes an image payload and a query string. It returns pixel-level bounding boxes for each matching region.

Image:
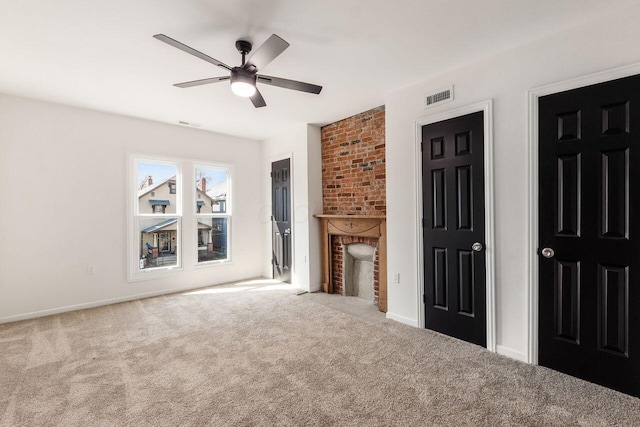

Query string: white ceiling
[1,0,638,141]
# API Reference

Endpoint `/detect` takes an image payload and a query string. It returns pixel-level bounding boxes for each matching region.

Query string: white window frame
[128,155,234,282]
[129,156,183,281]
[193,163,233,266]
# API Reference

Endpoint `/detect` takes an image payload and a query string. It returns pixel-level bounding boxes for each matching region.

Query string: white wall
[0,94,263,322]
[306,125,323,292]
[384,4,640,360]
[261,125,322,291]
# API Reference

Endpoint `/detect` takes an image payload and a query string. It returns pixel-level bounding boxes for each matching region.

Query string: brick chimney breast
[321,105,385,215]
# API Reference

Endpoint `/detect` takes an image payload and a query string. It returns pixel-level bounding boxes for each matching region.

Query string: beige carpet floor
[1,279,639,426]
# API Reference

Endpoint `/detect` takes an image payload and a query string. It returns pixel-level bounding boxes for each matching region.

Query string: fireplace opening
[342,243,376,303]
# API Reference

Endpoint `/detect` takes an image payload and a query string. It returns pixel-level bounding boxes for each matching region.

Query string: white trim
[0,277,252,325]
[308,283,322,293]
[270,152,295,283]
[496,345,528,363]
[386,311,420,327]
[526,61,640,365]
[414,100,496,352]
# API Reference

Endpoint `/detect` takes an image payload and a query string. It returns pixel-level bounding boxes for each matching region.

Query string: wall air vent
[178,120,203,128]
[424,85,454,109]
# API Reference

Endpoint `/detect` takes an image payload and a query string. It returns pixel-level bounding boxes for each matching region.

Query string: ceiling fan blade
[243,34,289,72]
[250,88,267,108]
[174,76,230,88]
[154,34,231,71]
[257,75,322,94]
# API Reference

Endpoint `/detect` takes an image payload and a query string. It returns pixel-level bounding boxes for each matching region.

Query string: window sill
[128,266,184,282]
[193,259,233,269]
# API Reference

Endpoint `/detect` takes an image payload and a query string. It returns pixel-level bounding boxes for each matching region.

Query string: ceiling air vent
[424,85,454,109]
[178,120,203,128]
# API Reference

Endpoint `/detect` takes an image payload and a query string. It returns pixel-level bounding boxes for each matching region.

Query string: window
[133,159,181,274]
[129,157,232,281]
[195,165,230,263]
[212,200,226,213]
[153,204,166,214]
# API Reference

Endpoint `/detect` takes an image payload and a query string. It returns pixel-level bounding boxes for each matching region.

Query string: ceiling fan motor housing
[230,67,256,86]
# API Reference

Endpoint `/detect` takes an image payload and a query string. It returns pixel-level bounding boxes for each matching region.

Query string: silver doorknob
[541,247,555,258]
[284,228,291,234]
[472,242,483,252]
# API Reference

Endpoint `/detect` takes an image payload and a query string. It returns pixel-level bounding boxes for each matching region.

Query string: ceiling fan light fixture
[230,68,256,97]
[231,81,256,97]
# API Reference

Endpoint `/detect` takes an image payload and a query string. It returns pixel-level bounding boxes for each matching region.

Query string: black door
[539,74,640,396]
[422,111,486,347]
[272,158,292,283]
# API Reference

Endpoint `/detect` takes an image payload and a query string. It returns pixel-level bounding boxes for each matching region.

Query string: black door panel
[422,111,486,347]
[539,74,640,397]
[272,159,291,283]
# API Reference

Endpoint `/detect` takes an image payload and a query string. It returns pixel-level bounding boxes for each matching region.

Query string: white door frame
[415,100,496,353]
[526,62,640,364]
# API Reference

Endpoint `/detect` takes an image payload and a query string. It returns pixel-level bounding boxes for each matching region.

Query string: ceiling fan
[153,33,322,108]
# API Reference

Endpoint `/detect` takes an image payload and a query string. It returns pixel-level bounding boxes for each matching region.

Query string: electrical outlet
[87,265,95,275]
[393,273,400,283]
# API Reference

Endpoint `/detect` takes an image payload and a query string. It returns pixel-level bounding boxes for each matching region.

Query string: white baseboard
[384,313,529,363]
[0,277,263,325]
[496,345,528,363]
[308,283,322,292]
[386,311,419,327]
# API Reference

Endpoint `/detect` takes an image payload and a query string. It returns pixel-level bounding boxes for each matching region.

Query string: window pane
[139,217,179,270]
[138,162,178,214]
[197,218,228,262]
[196,167,228,214]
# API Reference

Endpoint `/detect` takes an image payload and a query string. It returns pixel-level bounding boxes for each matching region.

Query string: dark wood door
[422,111,486,347]
[539,74,640,396]
[272,158,292,283]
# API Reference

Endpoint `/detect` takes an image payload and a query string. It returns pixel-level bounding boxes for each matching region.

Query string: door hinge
[420,141,423,151]
[422,294,427,304]
[271,215,273,221]
[270,171,273,177]
[271,258,274,265]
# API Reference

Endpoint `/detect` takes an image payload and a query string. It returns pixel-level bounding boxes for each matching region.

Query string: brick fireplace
[317,106,386,311]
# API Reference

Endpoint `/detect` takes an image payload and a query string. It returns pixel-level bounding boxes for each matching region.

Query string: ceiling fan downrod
[235,40,252,66]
